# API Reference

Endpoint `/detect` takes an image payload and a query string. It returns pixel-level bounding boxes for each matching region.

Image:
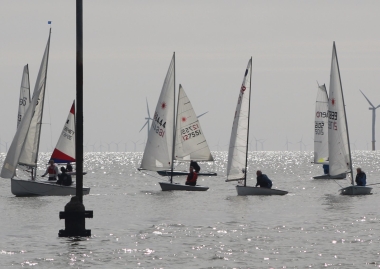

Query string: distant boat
[1,29,90,196]
[312,84,345,179]
[139,53,209,191]
[50,101,87,176]
[327,43,371,195]
[17,64,31,128]
[225,58,287,196]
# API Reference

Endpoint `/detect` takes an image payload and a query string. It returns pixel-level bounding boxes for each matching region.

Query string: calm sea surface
[1,151,380,268]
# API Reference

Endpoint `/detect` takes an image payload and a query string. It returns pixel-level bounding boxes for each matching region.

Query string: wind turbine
[284,137,292,151]
[214,138,221,151]
[360,90,380,150]
[139,98,153,139]
[124,142,128,152]
[253,136,263,151]
[90,142,96,152]
[114,140,122,152]
[297,137,303,151]
[131,140,140,152]
[106,141,113,152]
[259,140,266,151]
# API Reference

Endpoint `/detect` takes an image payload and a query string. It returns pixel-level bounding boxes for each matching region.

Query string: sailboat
[1,30,90,196]
[328,42,371,195]
[50,101,86,176]
[17,65,31,128]
[225,58,287,196]
[139,53,209,191]
[156,85,216,177]
[312,84,345,179]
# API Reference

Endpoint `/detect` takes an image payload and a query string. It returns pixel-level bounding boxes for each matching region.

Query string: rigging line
[45,83,53,152]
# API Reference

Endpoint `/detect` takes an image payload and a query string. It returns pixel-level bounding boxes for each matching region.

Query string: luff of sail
[51,101,76,163]
[226,58,252,182]
[17,64,31,128]
[313,84,329,164]
[1,30,51,178]
[140,54,175,171]
[175,85,214,161]
[328,42,351,177]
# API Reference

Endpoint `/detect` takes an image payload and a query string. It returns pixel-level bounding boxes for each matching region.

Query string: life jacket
[48,165,57,176]
[187,172,198,183]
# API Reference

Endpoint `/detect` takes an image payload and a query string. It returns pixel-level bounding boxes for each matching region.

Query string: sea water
[0,151,380,268]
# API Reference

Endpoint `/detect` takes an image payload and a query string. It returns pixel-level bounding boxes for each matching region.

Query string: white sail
[140,54,175,171]
[328,43,351,177]
[17,64,31,128]
[174,85,214,162]
[50,101,76,163]
[226,58,252,182]
[313,84,329,164]
[1,31,51,178]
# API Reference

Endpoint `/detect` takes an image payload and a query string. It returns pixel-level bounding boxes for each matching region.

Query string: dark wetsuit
[256,174,272,189]
[355,172,366,186]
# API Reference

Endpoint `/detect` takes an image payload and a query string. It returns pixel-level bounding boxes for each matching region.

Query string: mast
[244,57,252,187]
[334,42,354,185]
[170,52,176,184]
[33,28,51,179]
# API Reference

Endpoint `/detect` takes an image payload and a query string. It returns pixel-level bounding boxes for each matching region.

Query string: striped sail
[51,101,76,163]
[226,58,252,181]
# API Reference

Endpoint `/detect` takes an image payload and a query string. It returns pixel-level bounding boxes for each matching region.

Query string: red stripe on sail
[51,148,75,162]
[70,102,75,115]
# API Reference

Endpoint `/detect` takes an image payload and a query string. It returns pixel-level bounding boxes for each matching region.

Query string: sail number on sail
[152,111,166,137]
[315,110,328,135]
[328,110,338,131]
[181,123,201,141]
[63,126,75,140]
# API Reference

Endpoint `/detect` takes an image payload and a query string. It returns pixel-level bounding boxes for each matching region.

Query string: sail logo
[331,98,335,106]
[316,111,328,118]
[240,85,246,93]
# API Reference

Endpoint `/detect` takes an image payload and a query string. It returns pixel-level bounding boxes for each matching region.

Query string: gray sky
[1,1,380,152]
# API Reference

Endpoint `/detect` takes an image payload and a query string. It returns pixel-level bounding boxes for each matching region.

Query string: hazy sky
[1,1,380,152]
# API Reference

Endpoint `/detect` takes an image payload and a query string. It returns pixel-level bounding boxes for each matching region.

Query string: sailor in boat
[185,166,198,186]
[355,168,367,186]
[57,167,73,186]
[323,164,329,175]
[255,170,273,189]
[66,162,73,172]
[41,159,59,181]
[190,160,201,173]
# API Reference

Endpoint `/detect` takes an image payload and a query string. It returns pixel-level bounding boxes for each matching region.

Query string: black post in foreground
[59,0,93,237]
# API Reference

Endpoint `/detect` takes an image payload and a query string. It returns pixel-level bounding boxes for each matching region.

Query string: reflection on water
[1,151,380,267]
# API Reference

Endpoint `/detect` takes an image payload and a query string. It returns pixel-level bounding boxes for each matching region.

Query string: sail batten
[226,58,252,182]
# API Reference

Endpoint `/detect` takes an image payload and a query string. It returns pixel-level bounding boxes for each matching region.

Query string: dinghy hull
[11,178,90,196]
[159,182,209,191]
[67,171,87,176]
[157,170,217,176]
[236,185,288,196]
[313,173,346,179]
[340,185,372,195]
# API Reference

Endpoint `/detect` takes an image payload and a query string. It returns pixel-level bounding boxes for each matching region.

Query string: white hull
[157,170,217,176]
[159,182,209,191]
[236,185,288,196]
[340,185,372,195]
[11,178,90,196]
[313,173,346,179]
